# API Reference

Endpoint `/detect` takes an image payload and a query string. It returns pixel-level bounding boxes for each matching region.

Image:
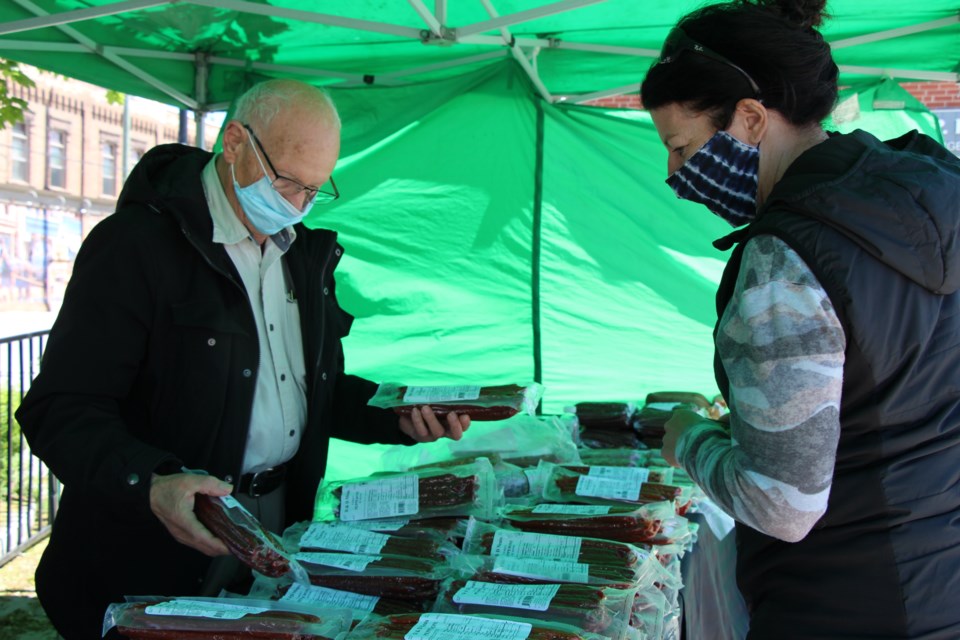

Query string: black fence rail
[0,330,58,567]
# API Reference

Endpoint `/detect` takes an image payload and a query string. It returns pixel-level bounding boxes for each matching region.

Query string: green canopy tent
[0,1,956,476]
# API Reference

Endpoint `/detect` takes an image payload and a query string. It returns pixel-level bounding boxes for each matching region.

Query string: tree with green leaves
[0,58,35,129]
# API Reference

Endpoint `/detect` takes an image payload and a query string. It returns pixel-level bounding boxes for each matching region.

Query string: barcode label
[452,581,560,612]
[279,583,379,618]
[293,552,381,572]
[491,530,582,561]
[403,385,482,403]
[405,613,532,640]
[492,557,590,584]
[144,600,268,620]
[575,474,642,501]
[339,474,419,521]
[587,466,650,483]
[531,504,611,515]
[299,522,389,554]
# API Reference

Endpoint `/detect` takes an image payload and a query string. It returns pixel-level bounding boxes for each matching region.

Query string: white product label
[342,518,410,532]
[531,504,611,515]
[403,385,482,403]
[588,466,650,483]
[493,557,589,584]
[300,522,389,554]
[144,600,268,620]
[340,474,419,521]
[280,583,379,615]
[490,531,582,561]
[294,552,381,572]
[404,613,532,640]
[452,581,560,612]
[575,475,642,501]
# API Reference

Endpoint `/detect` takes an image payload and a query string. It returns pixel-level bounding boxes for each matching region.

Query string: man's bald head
[233,79,340,132]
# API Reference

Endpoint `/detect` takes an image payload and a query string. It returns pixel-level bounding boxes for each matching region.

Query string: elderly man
[16,79,469,639]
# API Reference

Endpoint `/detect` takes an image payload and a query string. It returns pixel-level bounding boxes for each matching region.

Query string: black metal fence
[0,330,58,567]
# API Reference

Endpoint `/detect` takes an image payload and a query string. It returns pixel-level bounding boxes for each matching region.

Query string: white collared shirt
[201,157,307,473]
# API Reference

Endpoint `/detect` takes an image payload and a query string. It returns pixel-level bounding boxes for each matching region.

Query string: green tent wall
[315,62,729,414]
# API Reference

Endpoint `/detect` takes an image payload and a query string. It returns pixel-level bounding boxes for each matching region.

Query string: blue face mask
[666,130,759,227]
[231,136,313,236]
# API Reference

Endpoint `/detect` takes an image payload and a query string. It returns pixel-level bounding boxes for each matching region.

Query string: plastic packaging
[346,612,615,640]
[569,402,637,430]
[435,578,638,638]
[462,518,647,585]
[314,458,500,523]
[499,501,675,545]
[451,552,660,592]
[193,493,307,582]
[295,551,451,604]
[368,382,544,421]
[540,463,688,508]
[380,414,579,473]
[576,449,653,468]
[102,596,350,639]
[284,521,456,561]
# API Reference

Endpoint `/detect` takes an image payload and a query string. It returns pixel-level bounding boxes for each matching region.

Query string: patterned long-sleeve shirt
[676,234,846,542]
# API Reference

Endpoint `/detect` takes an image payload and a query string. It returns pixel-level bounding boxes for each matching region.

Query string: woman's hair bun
[754,0,829,28]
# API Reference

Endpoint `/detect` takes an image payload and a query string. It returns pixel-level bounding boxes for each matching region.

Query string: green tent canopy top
[0,1,955,413]
[0,0,956,112]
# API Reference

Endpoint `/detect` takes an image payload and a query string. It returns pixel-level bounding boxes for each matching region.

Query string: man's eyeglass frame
[657,27,762,97]
[241,122,339,206]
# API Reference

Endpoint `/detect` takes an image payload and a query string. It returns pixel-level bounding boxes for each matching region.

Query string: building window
[47,129,66,189]
[101,141,117,196]
[11,122,29,182]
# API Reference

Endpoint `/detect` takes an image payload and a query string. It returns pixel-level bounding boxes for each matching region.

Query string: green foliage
[105,89,125,105]
[0,58,35,130]
[0,388,25,499]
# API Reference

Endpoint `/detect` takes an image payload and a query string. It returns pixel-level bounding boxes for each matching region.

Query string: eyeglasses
[242,123,339,208]
[658,27,761,97]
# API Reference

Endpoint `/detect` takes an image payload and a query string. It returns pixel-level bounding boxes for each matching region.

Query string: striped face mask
[666,130,759,227]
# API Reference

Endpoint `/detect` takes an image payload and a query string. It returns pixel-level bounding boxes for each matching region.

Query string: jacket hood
[763,130,960,294]
[116,143,214,233]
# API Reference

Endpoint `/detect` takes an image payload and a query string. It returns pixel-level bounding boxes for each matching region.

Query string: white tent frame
[0,0,956,114]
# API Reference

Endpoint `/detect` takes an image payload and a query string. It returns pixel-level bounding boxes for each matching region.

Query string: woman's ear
[221,120,245,164]
[730,98,767,146]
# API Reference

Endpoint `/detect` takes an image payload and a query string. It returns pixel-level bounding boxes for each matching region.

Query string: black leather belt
[236,464,287,498]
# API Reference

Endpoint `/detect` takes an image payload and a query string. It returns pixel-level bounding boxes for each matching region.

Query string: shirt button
[224,474,234,484]
[323,287,329,295]
[289,430,295,437]
[207,338,216,346]
[280,374,286,381]
[126,473,139,486]
[321,372,327,381]
[242,369,252,378]
[269,324,274,331]
[335,248,342,257]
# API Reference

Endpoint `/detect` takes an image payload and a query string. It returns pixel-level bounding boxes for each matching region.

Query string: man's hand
[399,405,471,443]
[662,408,706,468]
[150,472,233,556]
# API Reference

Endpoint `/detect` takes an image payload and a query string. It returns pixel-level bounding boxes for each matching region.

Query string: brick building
[0,68,220,311]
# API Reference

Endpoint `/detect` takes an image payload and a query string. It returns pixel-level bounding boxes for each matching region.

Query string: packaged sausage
[346,612,616,640]
[314,457,500,523]
[450,552,661,592]
[368,382,544,421]
[568,402,637,430]
[462,518,648,584]
[295,550,452,605]
[434,578,638,639]
[193,493,308,582]
[540,462,689,509]
[102,597,350,639]
[499,501,676,545]
[284,521,457,562]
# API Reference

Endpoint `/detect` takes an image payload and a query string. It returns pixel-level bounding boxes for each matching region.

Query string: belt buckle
[247,468,271,498]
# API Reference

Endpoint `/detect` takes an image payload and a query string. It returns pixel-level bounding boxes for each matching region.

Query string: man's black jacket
[16,144,406,638]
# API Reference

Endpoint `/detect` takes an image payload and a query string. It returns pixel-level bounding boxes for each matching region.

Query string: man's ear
[221,120,246,164]
[731,98,767,146]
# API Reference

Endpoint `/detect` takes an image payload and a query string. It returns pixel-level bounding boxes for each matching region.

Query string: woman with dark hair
[643,1,960,637]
